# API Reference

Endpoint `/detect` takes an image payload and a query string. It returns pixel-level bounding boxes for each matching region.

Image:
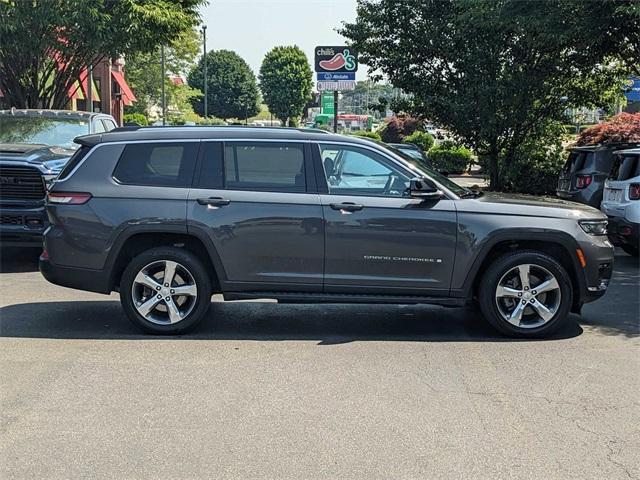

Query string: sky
[199,0,368,79]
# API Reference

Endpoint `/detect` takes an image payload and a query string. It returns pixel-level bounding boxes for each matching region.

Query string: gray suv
[557,143,639,208]
[40,127,614,337]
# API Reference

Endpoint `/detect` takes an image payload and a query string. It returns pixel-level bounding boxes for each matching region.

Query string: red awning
[111,70,136,106]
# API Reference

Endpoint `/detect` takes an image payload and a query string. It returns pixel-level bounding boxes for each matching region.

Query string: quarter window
[224,143,305,192]
[113,142,198,187]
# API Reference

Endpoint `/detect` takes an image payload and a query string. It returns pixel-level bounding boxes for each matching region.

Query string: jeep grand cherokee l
[40,127,614,337]
[0,109,117,246]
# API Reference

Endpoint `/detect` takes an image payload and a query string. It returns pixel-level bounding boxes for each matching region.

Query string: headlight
[579,220,608,235]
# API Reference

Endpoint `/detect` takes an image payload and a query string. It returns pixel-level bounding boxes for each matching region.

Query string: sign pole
[333,90,338,133]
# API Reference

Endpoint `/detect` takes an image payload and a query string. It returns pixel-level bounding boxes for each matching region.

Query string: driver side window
[319,144,409,197]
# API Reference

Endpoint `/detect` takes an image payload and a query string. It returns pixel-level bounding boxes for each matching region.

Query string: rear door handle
[330,202,364,213]
[197,197,230,207]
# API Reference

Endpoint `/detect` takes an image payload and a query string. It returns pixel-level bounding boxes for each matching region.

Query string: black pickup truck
[0,109,117,246]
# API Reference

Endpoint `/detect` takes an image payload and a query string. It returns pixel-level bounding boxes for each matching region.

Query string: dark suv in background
[0,109,117,245]
[557,143,640,208]
[40,127,613,338]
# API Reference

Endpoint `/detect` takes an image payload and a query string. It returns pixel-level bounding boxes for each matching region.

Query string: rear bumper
[39,257,112,294]
[0,204,47,246]
[606,216,639,248]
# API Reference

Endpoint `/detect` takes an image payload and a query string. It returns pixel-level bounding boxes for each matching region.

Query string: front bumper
[0,204,47,246]
[606,216,639,248]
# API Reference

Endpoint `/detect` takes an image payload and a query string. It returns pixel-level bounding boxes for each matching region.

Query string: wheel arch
[461,230,585,312]
[105,226,226,293]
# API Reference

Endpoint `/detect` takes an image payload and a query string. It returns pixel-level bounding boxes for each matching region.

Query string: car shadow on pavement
[0,300,583,343]
[0,247,41,273]
[578,253,640,338]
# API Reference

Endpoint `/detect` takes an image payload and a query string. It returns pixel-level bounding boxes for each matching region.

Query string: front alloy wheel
[478,251,573,338]
[495,263,561,329]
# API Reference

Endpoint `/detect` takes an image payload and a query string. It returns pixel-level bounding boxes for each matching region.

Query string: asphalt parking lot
[1,247,638,480]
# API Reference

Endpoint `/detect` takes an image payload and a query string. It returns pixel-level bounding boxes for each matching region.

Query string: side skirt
[223,291,466,307]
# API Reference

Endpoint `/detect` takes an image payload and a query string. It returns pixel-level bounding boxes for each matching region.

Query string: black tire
[478,250,573,338]
[621,244,639,258]
[120,247,212,334]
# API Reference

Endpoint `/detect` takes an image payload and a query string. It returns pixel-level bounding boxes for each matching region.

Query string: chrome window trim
[56,137,460,199]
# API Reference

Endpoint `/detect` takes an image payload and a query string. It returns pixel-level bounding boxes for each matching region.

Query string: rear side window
[611,155,640,180]
[113,142,198,187]
[223,142,305,192]
[58,145,92,180]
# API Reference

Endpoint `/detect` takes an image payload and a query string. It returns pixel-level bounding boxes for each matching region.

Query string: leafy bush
[351,130,382,141]
[195,116,227,126]
[428,143,472,174]
[403,130,434,152]
[576,112,640,145]
[501,123,566,195]
[123,113,148,126]
[379,116,422,143]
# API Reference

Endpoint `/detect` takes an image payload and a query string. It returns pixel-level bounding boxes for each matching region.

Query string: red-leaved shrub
[379,116,423,143]
[576,113,640,146]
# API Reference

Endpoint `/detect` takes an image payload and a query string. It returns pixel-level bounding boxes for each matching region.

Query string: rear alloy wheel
[120,247,211,334]
[479,251,573,338]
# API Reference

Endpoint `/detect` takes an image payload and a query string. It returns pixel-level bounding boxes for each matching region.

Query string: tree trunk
[487,144,501,191]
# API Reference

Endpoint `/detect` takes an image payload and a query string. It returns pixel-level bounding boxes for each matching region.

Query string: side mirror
[409,177,443,200]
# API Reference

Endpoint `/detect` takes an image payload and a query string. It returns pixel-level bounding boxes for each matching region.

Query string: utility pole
[202,25,208,118]
[87,63,93,113]
[161,45,166,126]
[333,90,338,133]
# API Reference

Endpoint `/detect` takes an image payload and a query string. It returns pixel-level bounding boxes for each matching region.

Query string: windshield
[0,116,89,149]
[379,142,472,197]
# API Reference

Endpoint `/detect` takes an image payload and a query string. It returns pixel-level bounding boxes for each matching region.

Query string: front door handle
[330,202,364,213]
[197,197,230,207]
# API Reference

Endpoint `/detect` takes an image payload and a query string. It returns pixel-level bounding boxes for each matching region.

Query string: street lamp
[202,25,208,118]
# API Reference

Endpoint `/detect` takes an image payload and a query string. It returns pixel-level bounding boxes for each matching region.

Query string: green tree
[259,46,313,126]
[0,0,204,109]
[188,50,260,121]
[125,28,202,119]
[341,0,632,190]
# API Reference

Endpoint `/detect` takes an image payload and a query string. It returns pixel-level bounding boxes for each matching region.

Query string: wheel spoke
[164,297,182,324]
[507,300,527,326]
[172,284,197,297]
[517,264,530,290]
[531,299,554,321]
[496,285,521,298]
[137,296,162,318]
[134,272,162,291]
[533,277,559,295]
[163,261,178,286]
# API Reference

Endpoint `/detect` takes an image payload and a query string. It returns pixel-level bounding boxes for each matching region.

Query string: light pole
[202,25,208,118]
[161,45,166,126]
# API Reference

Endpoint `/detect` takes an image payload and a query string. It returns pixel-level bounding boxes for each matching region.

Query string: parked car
[556,143,639,208]
[0,109,117,246]
[40,126,613,337]
[387,142,432,168]
[601,148,640,257]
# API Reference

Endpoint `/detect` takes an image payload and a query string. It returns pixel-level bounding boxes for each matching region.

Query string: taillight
[629,183,640,200]
[576,175,592,189]
[47,192,92,205]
